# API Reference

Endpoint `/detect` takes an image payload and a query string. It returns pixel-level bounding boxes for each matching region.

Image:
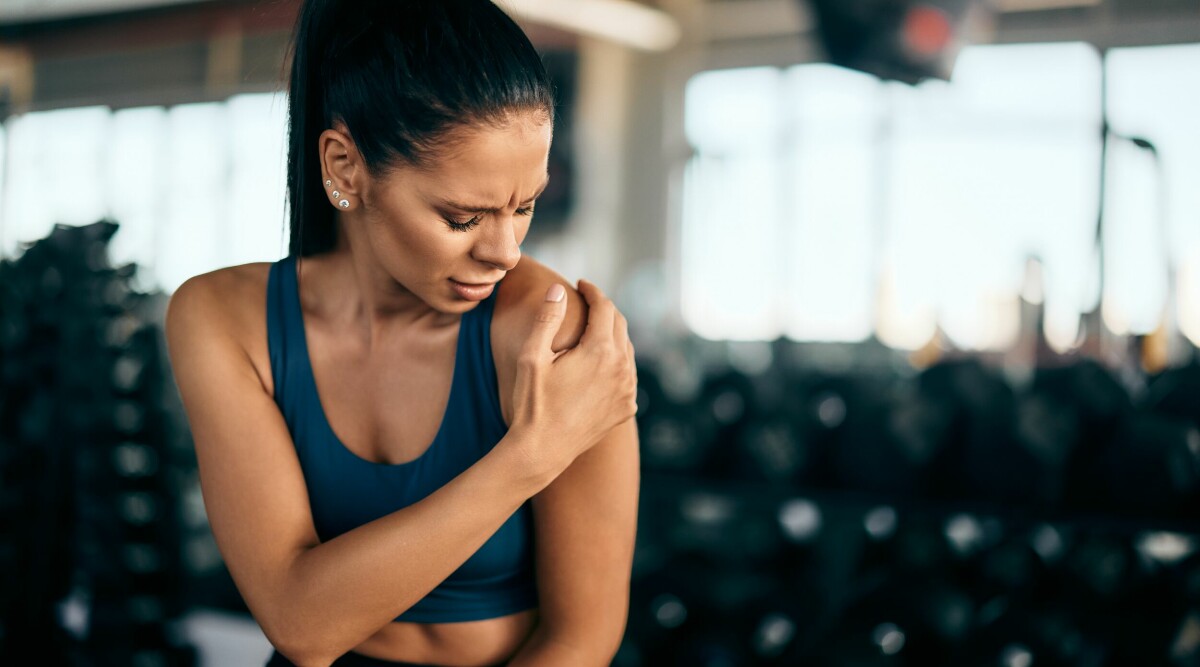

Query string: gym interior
[2,0,1200,665]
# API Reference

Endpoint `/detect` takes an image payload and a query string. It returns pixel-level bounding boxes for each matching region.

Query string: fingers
[613,309,633,362]
[611,309,638,405]
[577,279,635,370]
[519,283,568,365]
[613,308,628,342]
[576,279,615,346]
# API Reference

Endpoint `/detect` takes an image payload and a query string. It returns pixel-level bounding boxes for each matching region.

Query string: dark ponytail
[284,0,555,258]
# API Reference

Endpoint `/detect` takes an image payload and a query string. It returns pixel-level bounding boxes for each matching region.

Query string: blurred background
[2,0,1200,665]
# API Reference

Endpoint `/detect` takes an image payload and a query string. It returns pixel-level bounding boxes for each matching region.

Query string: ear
[318,123,366,209]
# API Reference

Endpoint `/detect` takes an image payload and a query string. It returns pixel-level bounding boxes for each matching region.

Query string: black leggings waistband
[266,648,506,667]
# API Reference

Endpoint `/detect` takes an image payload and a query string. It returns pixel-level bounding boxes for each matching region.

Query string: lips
[452,278,500,287]
[449,278,497,302]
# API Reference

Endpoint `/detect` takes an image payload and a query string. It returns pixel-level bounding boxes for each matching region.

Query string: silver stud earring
[325,179,332,187]
[331,190,340,199]
[339,199,350,209]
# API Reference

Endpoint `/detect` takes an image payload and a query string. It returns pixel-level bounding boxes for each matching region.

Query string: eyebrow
[438,174,550,214]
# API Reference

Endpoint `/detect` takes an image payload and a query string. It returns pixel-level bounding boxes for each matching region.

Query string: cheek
[374,219,472,272]
[366,206,431,256]
[365,219,413,261]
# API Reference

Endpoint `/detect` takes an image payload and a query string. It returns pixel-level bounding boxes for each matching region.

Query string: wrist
[495,428,560,495]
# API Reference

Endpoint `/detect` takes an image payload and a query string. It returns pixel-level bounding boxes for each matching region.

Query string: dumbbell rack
[0,222,196,666]
[622,354,1200,666]
[623,470,1200,667]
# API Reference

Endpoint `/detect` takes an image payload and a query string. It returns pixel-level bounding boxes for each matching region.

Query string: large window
[0,92,289,292]
[682,42,1200,351]
[1105,43,1200,345]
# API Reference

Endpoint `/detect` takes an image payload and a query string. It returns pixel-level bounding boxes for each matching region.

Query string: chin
[437,291,484,312]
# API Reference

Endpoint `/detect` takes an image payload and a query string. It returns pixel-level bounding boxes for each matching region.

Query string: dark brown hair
[285,0,555,257]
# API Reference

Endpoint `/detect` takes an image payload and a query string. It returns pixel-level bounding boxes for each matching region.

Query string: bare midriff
[349,609,539,666]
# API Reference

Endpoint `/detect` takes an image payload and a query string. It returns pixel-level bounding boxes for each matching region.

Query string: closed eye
[444,202,535,232]
[444,214,483,232]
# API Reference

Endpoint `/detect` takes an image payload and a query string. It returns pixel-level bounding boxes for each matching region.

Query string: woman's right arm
[165,275,635,667]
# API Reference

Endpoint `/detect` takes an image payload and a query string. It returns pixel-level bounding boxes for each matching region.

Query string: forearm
[272,432,553,665]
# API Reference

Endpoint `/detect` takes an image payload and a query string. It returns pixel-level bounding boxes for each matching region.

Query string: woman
[165,1,640,666]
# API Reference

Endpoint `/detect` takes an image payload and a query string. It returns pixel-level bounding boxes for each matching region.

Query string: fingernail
[546,283,565,302]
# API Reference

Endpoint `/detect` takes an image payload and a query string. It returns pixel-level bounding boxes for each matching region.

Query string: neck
[301,216,457,346]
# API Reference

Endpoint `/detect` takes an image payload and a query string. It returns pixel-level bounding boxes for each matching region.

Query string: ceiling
[0,0,681,51]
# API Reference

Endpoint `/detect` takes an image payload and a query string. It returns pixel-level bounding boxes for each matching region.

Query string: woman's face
[356,112,552,313]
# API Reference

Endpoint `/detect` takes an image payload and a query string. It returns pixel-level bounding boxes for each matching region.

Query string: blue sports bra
[266,254,538,622]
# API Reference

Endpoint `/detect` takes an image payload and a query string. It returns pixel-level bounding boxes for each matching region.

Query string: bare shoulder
[492,255,588,357]
[166,261,276,394]
[490,256,590,428]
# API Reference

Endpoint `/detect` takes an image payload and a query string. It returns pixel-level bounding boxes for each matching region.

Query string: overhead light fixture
[503,0,682,52]
[809,0,995,84]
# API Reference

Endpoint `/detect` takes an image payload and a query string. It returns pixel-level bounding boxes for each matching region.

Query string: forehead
[410,115,552,198]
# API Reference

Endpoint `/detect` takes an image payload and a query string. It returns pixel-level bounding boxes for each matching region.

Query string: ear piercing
[325,179,351,210]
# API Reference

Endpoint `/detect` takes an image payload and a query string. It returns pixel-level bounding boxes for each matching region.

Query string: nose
[472,213,522,272]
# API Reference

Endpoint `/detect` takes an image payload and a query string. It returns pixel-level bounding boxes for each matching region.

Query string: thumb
[523,283,567,360]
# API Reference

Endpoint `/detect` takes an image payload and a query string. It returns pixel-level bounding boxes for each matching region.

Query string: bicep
[529,416,640,648]
[166,277,318,643]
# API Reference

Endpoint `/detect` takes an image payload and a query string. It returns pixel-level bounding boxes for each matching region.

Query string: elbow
[581,630,628,667]
[261,556,339,666]
[261,606,336,667]
[542,616,628,665]
[599,618,628,662]
[590,601,630,660]
[591,602,633,661]
[270,633,335,667]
